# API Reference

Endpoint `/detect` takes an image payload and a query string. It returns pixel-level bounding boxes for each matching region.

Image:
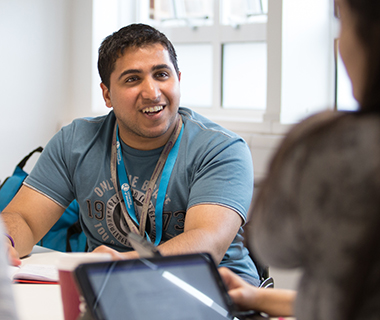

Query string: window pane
[280,0,332,124]
[148,0,213,27]
[222,42,267,110]
[149,0,173,21]
[175,43,213,108]
[221,0,268,26]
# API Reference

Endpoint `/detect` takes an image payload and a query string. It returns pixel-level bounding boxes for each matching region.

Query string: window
[141,0,268,119]
[221,0,268,25]
[146,0,214,27]
[92,0,268,123]
[92,0,338,134]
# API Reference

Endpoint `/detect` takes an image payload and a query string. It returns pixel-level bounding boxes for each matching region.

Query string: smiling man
[2,24,260,286]
[100,43,181,150]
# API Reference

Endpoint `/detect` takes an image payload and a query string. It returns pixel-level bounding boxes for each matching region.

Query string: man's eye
[126,76,139,83]
[156,72,169,79]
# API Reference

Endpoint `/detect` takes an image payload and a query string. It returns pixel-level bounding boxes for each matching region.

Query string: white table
[13,283,64,320]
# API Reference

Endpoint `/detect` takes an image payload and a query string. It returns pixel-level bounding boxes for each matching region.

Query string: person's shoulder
[284,110,344,144]
[60,111,115,137]
[67,111,114,129]
[49,112,116,151]
[267,110,380,174]
[297,110,380,147]
[279,110,380,152]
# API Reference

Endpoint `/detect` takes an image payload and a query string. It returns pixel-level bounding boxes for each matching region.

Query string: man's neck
[117,115,179,151]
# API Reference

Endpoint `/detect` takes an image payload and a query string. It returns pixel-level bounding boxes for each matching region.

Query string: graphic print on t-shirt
[105,188,157,247]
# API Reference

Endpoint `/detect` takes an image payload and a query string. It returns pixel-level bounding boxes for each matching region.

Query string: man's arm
[2,185,65,260]
[94,204,243,264]
[157,204,242,264]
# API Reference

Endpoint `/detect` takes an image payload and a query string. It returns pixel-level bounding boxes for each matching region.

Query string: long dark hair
[347,0,380,111]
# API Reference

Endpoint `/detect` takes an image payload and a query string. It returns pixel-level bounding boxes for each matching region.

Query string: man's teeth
[143,106,164,113]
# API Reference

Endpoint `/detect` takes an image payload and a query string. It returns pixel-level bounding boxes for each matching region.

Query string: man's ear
[100,83,112,108]
[178,71,181,82]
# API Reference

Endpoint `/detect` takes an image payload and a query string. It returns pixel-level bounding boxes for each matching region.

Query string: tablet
[74,253,238,320]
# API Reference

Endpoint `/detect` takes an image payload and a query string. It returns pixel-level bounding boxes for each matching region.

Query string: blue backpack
[0,147,87,252]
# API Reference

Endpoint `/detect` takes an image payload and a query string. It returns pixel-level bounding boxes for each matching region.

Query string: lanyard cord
[110,116,183,245]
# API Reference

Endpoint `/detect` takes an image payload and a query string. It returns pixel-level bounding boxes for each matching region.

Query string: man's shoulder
[178,107,251,163]
[67,111,114,130]
[59,111,115,139]
[179,107,241,140]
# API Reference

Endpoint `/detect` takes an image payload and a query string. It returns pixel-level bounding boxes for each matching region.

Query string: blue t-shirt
[25,107,258,282]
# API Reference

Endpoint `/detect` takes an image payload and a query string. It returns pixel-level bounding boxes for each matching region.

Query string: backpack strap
[0,147,43,212]
[17,147,43,169]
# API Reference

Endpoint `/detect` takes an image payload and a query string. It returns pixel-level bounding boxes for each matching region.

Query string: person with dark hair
[2,23,260,286]
[219,0,380,318]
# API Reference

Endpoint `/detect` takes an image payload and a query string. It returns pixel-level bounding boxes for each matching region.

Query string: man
[2,24,259,285]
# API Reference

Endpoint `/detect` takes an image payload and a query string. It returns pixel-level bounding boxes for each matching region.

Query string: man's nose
[141,77,161,101]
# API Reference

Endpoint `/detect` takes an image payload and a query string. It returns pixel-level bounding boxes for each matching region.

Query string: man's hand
[92,245,139,260]
[4,237,21,266]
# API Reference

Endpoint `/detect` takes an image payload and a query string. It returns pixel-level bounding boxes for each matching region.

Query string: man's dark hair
[98,23,180,89]
[346,0,380,110]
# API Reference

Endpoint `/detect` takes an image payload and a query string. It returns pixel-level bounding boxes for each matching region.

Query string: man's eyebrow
[152,64,172,71]
[118,69,142,81]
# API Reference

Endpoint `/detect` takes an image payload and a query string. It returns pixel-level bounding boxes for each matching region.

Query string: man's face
[101,43,181,150]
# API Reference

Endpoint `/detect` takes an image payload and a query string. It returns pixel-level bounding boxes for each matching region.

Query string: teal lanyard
[111,117,183,246]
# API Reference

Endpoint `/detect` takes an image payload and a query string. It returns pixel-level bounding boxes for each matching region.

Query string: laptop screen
[74,253,235,320]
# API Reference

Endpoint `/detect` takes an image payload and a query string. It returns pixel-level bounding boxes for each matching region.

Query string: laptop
[74,234,262,320]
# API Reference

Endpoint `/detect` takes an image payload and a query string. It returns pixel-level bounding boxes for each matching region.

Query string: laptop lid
[74,253,238,320]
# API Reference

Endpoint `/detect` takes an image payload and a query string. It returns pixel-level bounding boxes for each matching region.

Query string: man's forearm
[157,228,226,264]
[152,204,242,264]
[117,228,225,263]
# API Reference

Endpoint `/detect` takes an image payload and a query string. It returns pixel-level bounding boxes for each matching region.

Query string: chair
[243,225,274,288]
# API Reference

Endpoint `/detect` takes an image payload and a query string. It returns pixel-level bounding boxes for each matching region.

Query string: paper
[10,264,59,283]
[9,250,67,284]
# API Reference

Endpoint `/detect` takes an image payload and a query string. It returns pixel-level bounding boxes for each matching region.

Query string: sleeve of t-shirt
[24,126,75,208]
[187,138,254,223]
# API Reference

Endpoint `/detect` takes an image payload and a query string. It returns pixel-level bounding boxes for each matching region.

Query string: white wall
[0,0,93,181]
[65,0,93,121]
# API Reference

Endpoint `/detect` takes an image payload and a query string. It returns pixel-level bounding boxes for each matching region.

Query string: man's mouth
[142,105,164,114]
